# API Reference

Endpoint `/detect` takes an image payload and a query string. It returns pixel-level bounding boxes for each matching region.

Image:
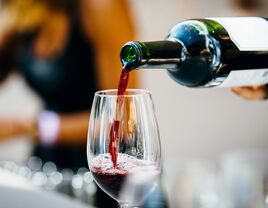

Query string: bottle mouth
[120,42,143,70]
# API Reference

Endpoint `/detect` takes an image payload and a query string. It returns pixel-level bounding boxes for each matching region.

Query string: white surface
[0,169,35,190]
[0,185,92,208]
[0,170,93,208]
[209,17,268,51]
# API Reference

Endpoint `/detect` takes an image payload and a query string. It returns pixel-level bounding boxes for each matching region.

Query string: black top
[17,26,98,170]
[18,27,98,113]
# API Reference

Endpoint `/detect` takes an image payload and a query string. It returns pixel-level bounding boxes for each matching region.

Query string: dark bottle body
[120,17,268,87]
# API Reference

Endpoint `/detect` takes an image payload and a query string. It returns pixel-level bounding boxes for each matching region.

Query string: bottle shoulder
[165,19,225,87]
[167,19,222,68]
[167,19,230,47]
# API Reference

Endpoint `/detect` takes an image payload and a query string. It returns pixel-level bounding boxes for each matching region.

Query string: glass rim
[94,89,151,98]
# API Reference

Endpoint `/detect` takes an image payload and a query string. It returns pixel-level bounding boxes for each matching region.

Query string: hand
[231,85,267,100]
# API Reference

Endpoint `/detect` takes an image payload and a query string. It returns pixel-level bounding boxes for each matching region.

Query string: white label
[207,17,268,51]
[219,69,268,87]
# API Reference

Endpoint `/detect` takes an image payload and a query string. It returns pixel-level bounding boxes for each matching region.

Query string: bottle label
[219,69,268,87]
[207,17,268,51]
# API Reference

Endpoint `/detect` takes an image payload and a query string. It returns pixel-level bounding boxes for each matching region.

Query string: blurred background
[1,0,268,207]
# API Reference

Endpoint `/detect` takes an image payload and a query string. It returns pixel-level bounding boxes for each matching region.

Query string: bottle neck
[120,40,185,70]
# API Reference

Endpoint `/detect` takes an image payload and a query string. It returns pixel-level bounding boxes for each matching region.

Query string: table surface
[0,170,94,208]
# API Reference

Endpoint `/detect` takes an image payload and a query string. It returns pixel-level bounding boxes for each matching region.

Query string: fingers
[231,86,266,100]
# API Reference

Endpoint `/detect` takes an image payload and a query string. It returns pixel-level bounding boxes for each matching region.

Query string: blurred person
[0,0,137,207]
[229,0,268,100]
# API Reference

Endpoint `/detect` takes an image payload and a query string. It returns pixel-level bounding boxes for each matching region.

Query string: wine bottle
[120,17,268,87]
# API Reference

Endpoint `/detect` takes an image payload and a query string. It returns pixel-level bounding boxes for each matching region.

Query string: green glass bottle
[120,17,268,87]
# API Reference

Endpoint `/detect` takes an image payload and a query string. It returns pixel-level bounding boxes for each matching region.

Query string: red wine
[109,120,120,167]
[109,69,129,167]
[90,153,149,200]
[117,68,130,96]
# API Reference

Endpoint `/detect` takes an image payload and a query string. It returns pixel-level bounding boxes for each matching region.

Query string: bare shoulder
[79,0,138,89]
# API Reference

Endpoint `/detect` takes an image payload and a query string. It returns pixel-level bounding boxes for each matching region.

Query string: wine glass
[87,89,161,208]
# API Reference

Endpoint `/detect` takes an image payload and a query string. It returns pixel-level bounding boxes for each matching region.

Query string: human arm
[79,0,139,89]
[56,111,90,145]
[0,117,34,140]
[0,111,90,145]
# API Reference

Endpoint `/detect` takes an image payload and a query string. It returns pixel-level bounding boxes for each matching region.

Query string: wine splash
[91,153,152,200]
